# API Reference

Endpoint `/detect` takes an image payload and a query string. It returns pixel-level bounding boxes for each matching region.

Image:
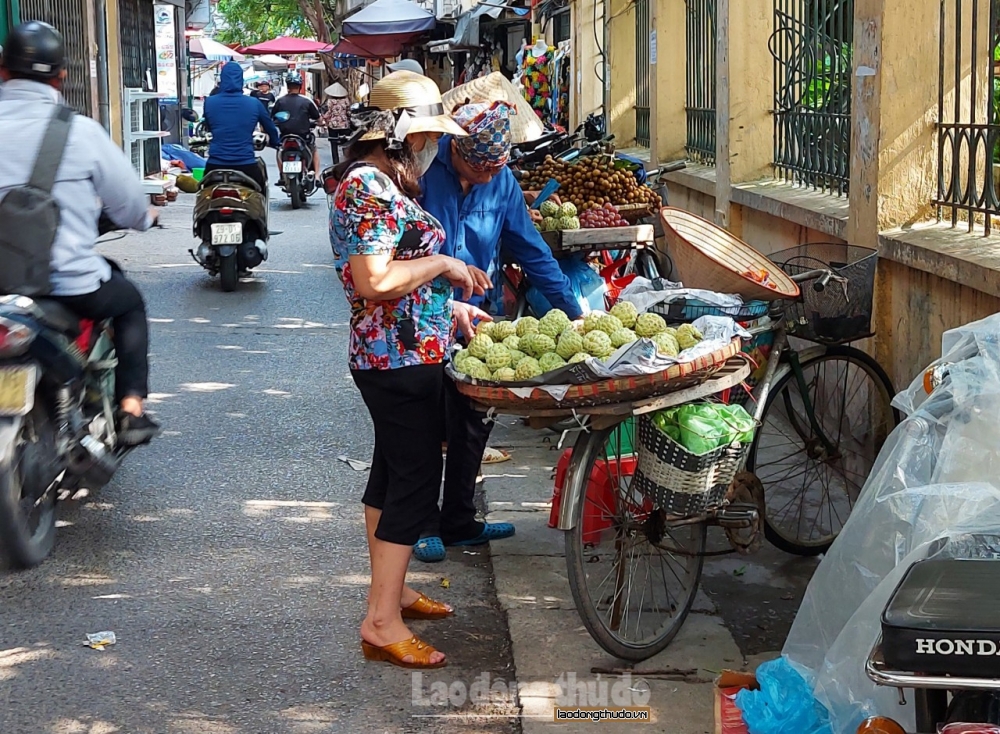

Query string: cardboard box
[714,671,758,734]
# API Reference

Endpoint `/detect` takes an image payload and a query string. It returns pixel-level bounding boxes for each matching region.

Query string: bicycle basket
[771,244,877,345]
[650,299,769,324]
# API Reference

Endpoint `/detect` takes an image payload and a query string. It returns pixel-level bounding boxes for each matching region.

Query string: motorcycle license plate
[283,161,303,174]
[211,222,243,245]
[0,367,35,416]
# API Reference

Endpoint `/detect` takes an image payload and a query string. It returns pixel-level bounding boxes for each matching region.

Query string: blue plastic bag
[161,143,206,172]
[525,254,605,316]
[735,657,833,734]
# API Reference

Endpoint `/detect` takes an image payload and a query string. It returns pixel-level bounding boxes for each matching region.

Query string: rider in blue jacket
[203,62,279,191]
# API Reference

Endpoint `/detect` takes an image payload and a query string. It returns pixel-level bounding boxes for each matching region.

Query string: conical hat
[442,72,544,144]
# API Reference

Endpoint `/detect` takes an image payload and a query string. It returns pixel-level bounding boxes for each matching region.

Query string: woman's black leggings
[351,364,445,546]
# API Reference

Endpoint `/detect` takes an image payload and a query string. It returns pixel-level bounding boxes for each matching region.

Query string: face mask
[414,138,438,175]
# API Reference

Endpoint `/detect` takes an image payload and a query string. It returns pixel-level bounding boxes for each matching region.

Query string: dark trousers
[430,377,494,543]
[352,364,446,546]
[51,268,149,402]
[204,161,267,191]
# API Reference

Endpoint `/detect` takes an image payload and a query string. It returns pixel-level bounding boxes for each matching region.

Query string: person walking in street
[318,82,351,164]
[202,61,279,192]
[413,100,583,563]
[0,21,161,444]
[328,71,478,669]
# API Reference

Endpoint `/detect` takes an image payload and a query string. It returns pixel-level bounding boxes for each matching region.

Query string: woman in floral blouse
[329,71,485,670]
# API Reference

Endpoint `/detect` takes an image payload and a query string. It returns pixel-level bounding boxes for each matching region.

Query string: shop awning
[241,36,334,55]
[342,0,436,37]
[252,54,290,71]
[331,34,411,58]
[426,1,521,52]
[189,37,245,61]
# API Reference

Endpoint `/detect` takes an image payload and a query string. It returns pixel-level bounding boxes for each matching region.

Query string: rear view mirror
[181,108,199,122]
[274,111,290,122]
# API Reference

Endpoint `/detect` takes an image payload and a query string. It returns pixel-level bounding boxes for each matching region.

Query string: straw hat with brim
[359,71,467,141]
[442,72,545,144]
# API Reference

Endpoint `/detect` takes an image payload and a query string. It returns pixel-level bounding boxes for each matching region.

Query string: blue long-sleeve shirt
[419,138,583,319]
[204,62,279,166]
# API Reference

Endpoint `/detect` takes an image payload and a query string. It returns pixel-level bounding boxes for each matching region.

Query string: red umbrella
[241,36,334,55]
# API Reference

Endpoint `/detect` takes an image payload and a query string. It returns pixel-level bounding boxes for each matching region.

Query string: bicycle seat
[32,298,82,337]
[200,169,262,193]
[881,559,1000,678]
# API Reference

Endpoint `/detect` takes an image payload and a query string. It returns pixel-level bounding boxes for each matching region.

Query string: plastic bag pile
[650,403,755,454]
[777,312,1000,733]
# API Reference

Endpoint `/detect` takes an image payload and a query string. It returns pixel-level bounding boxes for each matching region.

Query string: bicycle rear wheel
[565,420,706,661]
[748,345,899,555]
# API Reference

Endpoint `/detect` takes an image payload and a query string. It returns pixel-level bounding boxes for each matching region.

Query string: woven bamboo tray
[449,338,740,411]
[660,208,800,301]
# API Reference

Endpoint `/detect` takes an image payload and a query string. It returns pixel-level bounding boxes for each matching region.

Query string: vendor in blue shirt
[412,101,584,563]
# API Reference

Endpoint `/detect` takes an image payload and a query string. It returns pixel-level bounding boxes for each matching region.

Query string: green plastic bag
[650,403,756,455]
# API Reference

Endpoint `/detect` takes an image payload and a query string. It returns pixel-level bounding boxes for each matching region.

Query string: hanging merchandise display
[515,38,571,126]
[551,40,571,129]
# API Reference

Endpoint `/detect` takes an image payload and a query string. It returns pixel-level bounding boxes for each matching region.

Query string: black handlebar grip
[814,272,833,292]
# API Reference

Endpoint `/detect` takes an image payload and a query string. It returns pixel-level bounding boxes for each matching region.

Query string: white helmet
[387,58,424,75]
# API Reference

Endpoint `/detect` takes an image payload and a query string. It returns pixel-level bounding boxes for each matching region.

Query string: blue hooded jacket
[203,62,279,166]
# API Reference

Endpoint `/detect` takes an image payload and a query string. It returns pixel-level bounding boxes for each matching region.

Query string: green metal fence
[635,0,651,148]
[685,0,716,163]
[771,0,854,194]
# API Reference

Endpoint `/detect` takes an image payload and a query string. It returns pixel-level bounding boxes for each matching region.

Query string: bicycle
[559,246,900,660]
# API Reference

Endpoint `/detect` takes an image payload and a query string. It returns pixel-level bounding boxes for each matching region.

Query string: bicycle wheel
[748,345,899,556]
[565,420,707,661]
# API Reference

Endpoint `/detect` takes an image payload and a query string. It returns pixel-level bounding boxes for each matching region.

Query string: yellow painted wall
[607,0,636,146]
[571,0,604,129]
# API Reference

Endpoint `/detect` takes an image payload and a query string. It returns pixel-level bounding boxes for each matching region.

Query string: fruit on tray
[509,348,528,365]
[515,356,543,380]
[492,367,517,382]
[580,203,630,229]
[676,323,704,350]
[516,316,540,337]
[610,328,638,348]
[568,352,589,364]
[467,333,494,359]
[538,352,567,372]
[485,343,512,371]
[519,155,662,216]
[609,300,638,329]
[558,202,578,218]
[540,214,581,232]
[492,320,517,341]
[522,332,557,358]
[652,331,680,357]
[539,309,571,337]
[583,330,614,359]
[476,320,496,339]
[502,334,521,351]
[635,312,668,338]
[556,330,585,360]
[539,200,560,218]
[594,313,624,336]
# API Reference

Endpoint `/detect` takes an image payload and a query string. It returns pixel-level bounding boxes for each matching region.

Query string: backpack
[0,105,74,297]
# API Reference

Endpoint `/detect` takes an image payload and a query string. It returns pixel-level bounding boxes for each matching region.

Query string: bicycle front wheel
[748,345,899,556]
[565,420,706,661]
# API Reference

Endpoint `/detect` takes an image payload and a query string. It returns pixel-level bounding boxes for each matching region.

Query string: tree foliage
[214,0,312,47]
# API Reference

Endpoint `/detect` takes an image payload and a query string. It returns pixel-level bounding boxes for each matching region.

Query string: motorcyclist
[271,73,321,179]
[202,61,280,191]
[250,80,276,111]
[0,21,160,445]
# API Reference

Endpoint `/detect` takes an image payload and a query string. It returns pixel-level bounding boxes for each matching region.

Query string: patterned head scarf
[452,101,514,172]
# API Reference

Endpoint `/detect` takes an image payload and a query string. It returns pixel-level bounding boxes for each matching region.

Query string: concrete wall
[606,0,636,146]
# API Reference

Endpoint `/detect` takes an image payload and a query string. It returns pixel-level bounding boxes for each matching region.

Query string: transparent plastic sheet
[780,312,1000,734]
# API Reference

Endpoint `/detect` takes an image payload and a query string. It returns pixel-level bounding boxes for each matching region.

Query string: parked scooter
[0,219,152,568]
[190,166,270,291]
[274,111,317,210]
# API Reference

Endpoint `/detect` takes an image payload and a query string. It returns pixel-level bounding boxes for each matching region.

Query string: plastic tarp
[342,0,435,36]
[782,311,1000,734]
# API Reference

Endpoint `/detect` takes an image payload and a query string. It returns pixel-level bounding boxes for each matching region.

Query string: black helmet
[286,73,303,87]
[2,21,65,79]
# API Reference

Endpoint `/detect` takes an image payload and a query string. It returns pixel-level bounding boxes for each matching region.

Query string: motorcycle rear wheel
[220,252,238,292]
[0,406,58,569]
[289,178,302,210]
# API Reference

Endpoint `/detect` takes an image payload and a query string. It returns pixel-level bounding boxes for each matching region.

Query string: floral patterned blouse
[330,165,453,371]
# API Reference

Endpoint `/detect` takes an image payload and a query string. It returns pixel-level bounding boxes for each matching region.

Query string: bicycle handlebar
[789,268,835,292]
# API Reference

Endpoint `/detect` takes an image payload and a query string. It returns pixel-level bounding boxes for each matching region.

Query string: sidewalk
[483,417,813,733]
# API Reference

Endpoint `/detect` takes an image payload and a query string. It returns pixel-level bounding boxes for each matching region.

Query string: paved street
[0,156,518,734]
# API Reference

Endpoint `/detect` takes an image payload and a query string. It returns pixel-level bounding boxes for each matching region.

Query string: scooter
[274,111,318,210]
[190,166,270,292]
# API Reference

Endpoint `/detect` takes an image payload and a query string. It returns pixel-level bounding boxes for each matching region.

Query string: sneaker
[117,412,162,446]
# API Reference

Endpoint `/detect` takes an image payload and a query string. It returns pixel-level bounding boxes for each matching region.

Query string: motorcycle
[190,167,270,291]
[274,111,318,210]
[0,220,150,568]
[182,109,266,158]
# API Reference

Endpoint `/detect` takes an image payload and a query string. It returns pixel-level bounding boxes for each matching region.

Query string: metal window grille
[935,0,1000,233]
[771,0,853,194]
[635,0,651,148]
[118,0,160,178]
[685,0,716,163]
[19,0,93,116]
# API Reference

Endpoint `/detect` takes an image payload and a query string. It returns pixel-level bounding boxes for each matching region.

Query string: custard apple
[539,309,571,338]
[485,343,512,371]
[452,349,472,366]
[454,355,484,374]
[610,328,638,348]
[556,330,585,359]
[539,200,560,218]
[609,301,639,329]
[502,335,521,351]
[583,311,608,333]
[469,363,494,380]
[523,332,556,358]
[467,334,494,359]
[476,320,496,339]
[652,331,680,357]
[558,202,577,218]
[635,312,668,338]
[493,367,517,382]
[493,321,517,341]
[514,357,542,380]
[509,349,528,366]
[676,330,700,351]
[542,216,559,232]
[568,352,590,364]
[556,216,575,230]
[583,330,614,359]
[516,316,540,337]
[595,313,624,335]
[538,352,566,373]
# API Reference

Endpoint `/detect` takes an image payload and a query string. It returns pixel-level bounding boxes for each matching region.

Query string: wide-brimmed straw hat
[358,70,467,141]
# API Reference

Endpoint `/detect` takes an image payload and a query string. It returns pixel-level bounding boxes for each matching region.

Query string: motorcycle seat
[32,298,82,337]
[881,558,1000,678]
[200,169,262,193]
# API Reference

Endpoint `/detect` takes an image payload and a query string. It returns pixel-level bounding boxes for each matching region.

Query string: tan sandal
[402,593,454,620]
[482,447,511,464]
[361,636,447,669]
